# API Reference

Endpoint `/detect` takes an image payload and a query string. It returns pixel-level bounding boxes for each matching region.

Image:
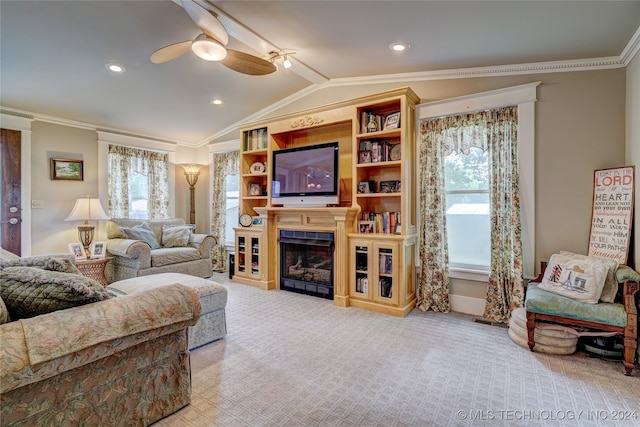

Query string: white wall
[626,50,640,268]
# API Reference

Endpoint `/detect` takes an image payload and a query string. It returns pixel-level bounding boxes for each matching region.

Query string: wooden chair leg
[526,311,536,351]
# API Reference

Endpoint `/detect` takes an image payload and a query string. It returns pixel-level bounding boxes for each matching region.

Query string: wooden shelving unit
[234,87,419,316]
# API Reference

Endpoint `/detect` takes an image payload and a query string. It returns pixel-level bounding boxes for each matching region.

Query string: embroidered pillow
[161,224,194,248]
[559,251,618,303]
[538,254,608,304]
[120,222,161,249]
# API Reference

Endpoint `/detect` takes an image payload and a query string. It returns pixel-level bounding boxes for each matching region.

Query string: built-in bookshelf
[234,87,419,316]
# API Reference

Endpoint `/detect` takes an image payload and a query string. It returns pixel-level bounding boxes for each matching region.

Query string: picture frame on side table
[90,241,106,259]
[69,242,87,261]
[51,158,84,181]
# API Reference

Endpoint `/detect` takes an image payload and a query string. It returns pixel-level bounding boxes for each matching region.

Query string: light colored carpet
[154,272,640,427]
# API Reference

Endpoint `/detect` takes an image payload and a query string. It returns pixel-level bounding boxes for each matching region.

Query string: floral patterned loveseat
[0,251,201,426]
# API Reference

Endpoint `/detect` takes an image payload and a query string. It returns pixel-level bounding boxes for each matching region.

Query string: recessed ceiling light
[106,63,126,73]
[389,42,410,52]
[210,98,223,105]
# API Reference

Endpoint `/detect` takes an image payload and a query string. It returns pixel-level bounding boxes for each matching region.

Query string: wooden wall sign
[588,166,635,264]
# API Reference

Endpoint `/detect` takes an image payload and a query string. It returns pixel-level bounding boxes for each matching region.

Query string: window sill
[449,266,489,282]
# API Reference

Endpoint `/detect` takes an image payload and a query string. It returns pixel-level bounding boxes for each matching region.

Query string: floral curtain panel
[107,145,169,219]
[418,106,523,322]
[210,151,239,271]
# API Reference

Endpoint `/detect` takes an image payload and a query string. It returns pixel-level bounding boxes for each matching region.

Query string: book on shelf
[244,128,268,151]
[360,211,400,234]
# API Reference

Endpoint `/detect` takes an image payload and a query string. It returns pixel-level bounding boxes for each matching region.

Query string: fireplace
[279,230,334,299]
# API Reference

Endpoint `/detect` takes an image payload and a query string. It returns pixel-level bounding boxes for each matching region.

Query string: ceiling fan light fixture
[192,35,227,61]
[283,55,292,69]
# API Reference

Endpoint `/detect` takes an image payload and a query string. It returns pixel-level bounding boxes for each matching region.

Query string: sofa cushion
[161,224,194,248]
[538,253,608,304]
[559,251,618,303]
[119,222,161,249]
[0,266,113,319]
[150,247,201,267]
[0,297,10,324]
[526,283,627,327]
[0,247,20,261]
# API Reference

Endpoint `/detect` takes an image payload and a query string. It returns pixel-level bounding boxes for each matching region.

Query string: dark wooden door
[1,128,22,256]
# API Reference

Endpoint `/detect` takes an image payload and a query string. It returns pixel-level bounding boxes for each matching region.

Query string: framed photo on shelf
[358,180,375,194]
[249,183,262,196]
[90,241,106,259]
[359,150,372,164]
[252,216,263,226]
[51,158,83,181]
[383,112,400,130]
[358,221,375,233]
[379,180,399,193]
[68,242,87,261]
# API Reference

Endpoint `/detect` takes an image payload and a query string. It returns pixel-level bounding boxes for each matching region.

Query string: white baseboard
[450,294,486,317]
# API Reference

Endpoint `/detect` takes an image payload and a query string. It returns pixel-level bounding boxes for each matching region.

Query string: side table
[76,258,111,287]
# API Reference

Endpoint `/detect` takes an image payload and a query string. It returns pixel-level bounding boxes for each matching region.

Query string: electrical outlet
[31,200,44,209]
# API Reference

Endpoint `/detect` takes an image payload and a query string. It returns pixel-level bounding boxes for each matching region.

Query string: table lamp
[65,196,110,256]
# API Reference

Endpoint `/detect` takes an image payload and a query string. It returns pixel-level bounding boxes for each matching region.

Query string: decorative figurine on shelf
[367,115,378,132]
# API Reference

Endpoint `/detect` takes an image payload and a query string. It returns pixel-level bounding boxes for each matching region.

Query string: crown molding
[621,25,640,66]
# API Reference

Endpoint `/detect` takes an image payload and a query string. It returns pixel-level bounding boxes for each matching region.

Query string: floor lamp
[65,196,109,256]
[181,164,205,225]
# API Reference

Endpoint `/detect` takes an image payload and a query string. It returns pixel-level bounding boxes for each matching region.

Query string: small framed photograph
[90,241,106,259]
[359,151,371,164]
[359,221,375,233]
[379,180,399,193]
[394,223,401,234]
[249,183,262,196]
[358,180,375,194]
[383,112,400,130]
[252,216,263,226]
[68,242,87,261]
[51,158,84,181]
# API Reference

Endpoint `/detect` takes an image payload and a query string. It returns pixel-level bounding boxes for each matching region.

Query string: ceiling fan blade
[150,40,192,64]
[220,49,277,75]
[181,0,228,46]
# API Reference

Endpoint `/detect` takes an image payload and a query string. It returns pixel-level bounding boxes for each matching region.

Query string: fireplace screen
[279,230,334,299]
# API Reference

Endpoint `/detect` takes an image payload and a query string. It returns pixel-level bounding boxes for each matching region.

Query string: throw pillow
[0,266,113,319]
[0,297,10,324]
[120,222,161,249]
[559,251,619,303]
[538,254,608,304]
[0,256,80,274]
[161,224,194,248]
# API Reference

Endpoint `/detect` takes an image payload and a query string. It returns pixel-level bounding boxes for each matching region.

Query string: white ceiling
[1,1,639,147]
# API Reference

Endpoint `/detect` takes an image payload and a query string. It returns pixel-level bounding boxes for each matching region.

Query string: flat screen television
[271,142,339,207]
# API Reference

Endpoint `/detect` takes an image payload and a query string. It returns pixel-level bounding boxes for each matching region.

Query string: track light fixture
[268,51,295,70]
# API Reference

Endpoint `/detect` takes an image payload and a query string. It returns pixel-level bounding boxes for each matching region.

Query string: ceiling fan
[150,0,276,76]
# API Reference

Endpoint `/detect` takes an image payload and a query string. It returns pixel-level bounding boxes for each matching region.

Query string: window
[225,174,239,246]
[444,148,490,271]
[107,145,169,219]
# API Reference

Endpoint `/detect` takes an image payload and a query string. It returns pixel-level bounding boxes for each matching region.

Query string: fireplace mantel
[254,206,359,307]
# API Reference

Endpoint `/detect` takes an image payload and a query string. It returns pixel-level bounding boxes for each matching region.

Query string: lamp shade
[65,197,109,222]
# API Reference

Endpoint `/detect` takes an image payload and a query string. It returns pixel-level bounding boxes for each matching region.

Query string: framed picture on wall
[51,158,84,181]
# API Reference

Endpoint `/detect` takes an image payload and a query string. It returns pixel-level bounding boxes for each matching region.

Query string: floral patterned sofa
[0,251,201,426]
[105,218,216,283]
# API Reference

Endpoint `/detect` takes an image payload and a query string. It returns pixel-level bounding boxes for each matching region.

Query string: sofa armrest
[1,283,201,393]
[107,238,152,270]
[190,234,216,259]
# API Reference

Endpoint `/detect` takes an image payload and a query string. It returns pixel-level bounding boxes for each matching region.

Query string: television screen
[272,142,339,206]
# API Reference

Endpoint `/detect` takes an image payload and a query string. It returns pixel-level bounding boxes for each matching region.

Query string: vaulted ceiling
[1,1,639,147]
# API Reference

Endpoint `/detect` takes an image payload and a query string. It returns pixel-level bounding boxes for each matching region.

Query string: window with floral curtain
[211,151,239,271]
[107,145,169,219]
[418,106,524,323]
